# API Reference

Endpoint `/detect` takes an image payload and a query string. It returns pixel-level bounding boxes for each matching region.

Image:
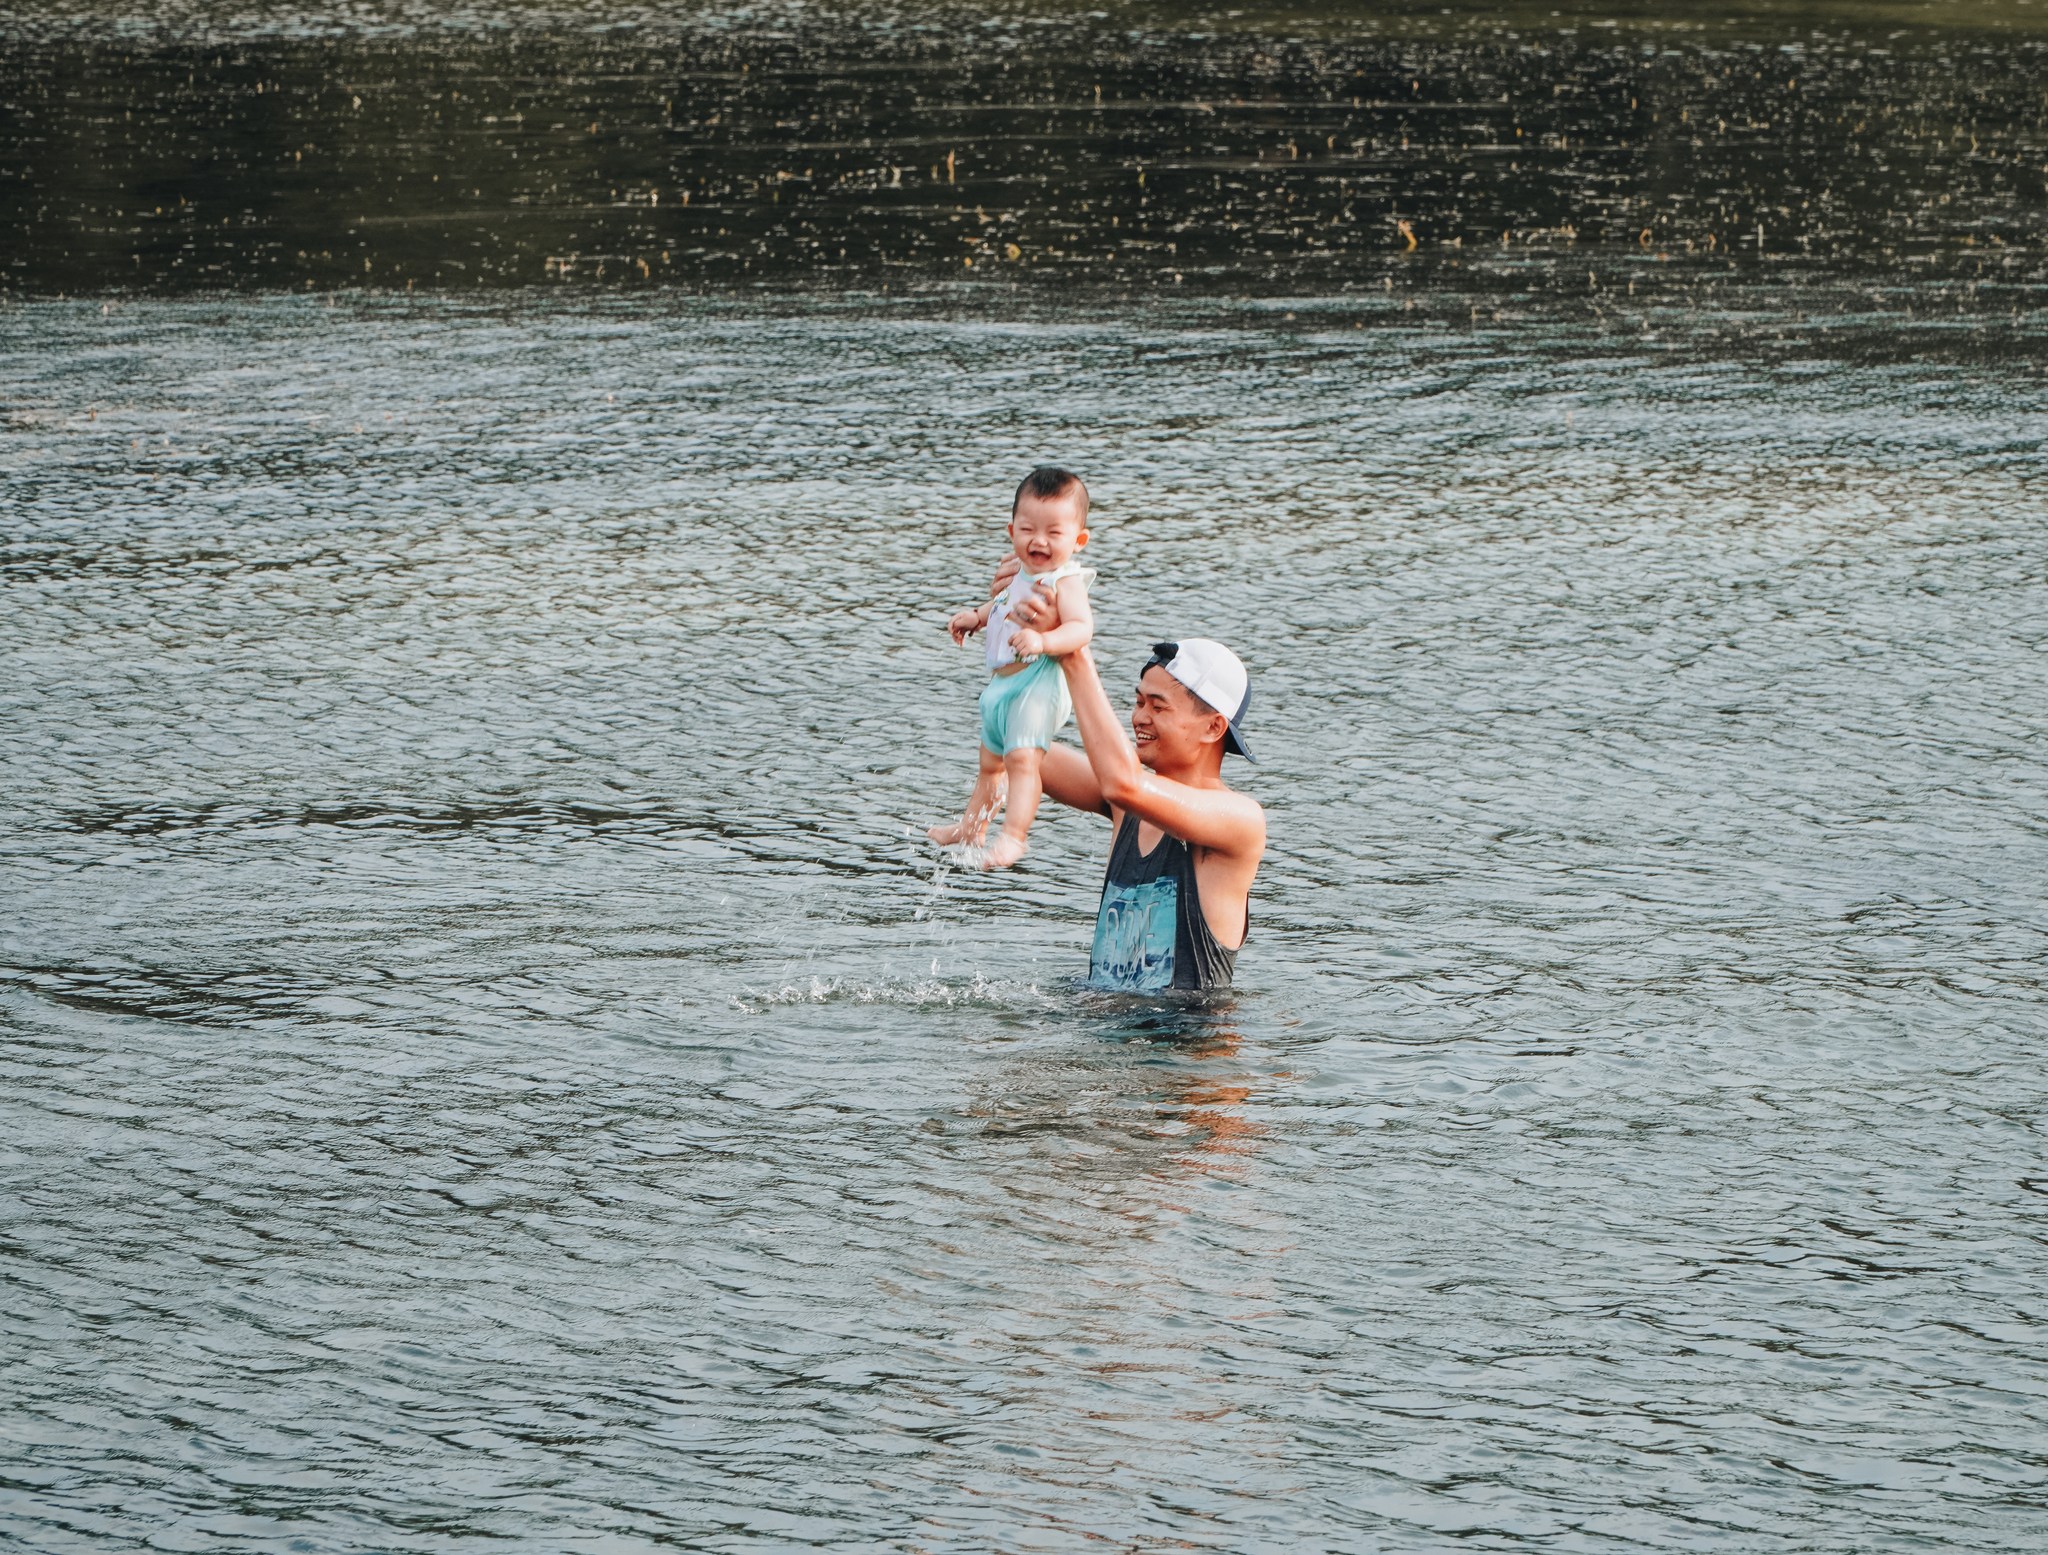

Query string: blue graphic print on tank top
[1089,877,1181,992]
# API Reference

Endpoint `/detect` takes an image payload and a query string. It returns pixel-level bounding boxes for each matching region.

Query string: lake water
[5,4,2048,1552]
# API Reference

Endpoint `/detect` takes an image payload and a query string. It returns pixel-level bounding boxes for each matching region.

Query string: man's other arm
[1039,745,1109,816]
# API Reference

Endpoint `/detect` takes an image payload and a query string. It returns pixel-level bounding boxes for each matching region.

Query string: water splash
[729,968,1056,1013]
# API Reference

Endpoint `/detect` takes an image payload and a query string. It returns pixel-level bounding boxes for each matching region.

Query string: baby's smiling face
[1007,488,1089,575]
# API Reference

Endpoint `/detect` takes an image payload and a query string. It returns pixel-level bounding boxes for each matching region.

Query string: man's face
[1132,665,1225,770]
[1008,489,1088,573]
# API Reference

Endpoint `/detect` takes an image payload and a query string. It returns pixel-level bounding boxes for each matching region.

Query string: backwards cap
[1146,639,1255,762]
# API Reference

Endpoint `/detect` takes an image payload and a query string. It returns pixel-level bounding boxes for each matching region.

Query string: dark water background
[4,0,2046,326]
[5,4,2048,1553]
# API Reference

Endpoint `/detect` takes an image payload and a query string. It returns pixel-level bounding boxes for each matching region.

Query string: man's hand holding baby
[954,567,1064,652]
[982,563,1064,658]
[1006,579,1063,640]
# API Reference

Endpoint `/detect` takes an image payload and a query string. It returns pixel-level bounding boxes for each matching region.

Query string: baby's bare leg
[928,746,1007,845]
[980,747,1044,870]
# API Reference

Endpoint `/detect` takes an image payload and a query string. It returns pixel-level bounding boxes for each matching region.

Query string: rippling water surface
[6,3,2048,1550]
[6,291,2045,1551]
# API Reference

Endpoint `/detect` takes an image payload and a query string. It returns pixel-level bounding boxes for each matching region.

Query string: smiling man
[1006,581,1267,993]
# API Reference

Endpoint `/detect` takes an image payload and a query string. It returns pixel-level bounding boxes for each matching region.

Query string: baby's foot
[927,820,969,845]
[980,833,1029,871]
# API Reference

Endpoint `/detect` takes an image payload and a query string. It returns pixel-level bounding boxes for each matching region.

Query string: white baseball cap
[1146,639,1255,761]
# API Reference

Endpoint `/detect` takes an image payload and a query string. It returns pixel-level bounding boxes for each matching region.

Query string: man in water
[1005,579,1265,993]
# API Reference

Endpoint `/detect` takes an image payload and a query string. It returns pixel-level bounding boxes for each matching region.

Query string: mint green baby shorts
[978,654,1073,755]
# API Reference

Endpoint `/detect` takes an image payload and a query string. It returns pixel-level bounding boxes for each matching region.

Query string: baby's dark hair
[1013,465,1089,519]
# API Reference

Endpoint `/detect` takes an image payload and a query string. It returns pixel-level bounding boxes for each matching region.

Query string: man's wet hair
[1013,465,1089,519]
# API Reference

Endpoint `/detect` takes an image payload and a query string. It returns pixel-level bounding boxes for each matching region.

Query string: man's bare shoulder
[1211,785,1267,855]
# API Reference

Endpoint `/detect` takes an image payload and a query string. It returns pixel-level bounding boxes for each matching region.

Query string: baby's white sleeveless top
[986,559,1095,670]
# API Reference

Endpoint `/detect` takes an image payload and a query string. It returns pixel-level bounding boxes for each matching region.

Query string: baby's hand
[1009,627,1046,659]
[948,607,984,645]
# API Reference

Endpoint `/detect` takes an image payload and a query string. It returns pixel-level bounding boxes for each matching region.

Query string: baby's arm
[950,554,1026,643]
[948,599,993,646]
[1010,574,1094,659]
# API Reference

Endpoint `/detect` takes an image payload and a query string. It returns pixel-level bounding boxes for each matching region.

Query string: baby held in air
[929,466,1096,870]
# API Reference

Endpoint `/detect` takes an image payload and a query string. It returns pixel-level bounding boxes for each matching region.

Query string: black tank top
[1087,814,1240,992]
